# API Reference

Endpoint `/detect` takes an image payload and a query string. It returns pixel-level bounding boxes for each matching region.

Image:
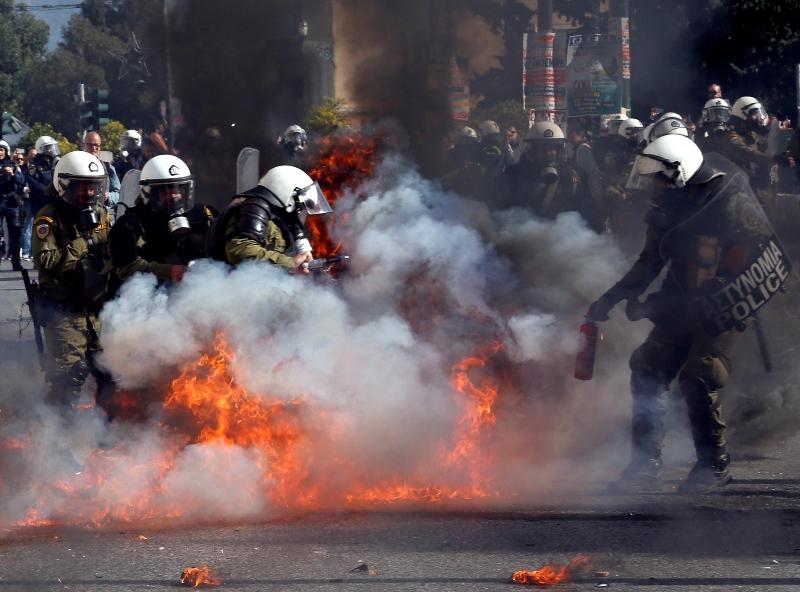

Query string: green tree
[19,122,78,155]
[21,0,166,137]
[0,0,49,116]
[304,97,351,136]
[100,120,126,153]
[471,99,528,133]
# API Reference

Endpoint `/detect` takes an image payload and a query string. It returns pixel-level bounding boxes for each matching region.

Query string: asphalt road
[1,259,800,592]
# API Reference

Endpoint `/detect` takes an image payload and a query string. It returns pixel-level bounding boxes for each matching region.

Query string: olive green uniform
[709,129,777,213]
[32,200,112,407]
[592,153,775,482]
[224,216,294,268]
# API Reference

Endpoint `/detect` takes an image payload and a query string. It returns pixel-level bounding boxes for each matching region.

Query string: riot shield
[119,169,141,209]
[661,157,792,333]
[236,147,260,194]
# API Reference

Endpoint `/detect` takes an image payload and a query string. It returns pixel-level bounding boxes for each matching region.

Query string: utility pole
[610,0,631,114]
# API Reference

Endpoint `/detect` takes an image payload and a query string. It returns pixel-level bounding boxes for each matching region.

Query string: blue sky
[16,0,82,51]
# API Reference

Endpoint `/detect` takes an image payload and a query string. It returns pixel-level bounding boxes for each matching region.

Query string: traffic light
[79,98,96,132]
[79,88,110,132]
[94,89,110,127]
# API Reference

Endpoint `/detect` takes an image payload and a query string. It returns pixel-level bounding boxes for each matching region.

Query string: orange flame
[344,341,505,504]
[164,334,314,507]
[306,133,384,257]
[511,555,593,586]
[180,565,221,588]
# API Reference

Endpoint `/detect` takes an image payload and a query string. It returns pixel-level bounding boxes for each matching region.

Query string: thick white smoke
[1,153,651,528]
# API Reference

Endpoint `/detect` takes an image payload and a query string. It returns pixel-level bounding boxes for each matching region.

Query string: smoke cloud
[4,150,797,530]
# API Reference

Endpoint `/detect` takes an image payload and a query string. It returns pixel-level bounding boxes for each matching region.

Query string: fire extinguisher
[574,319,600,381]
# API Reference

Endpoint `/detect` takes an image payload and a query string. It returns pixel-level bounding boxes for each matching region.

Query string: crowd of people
[7,80,798,494]
[440,82,800,252]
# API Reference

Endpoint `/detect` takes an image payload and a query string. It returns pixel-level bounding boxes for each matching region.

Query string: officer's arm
[25,170,46,195]
[32,217,89,273]
[107,164,121,206]
[109,216,173,282]
[727,133,775,168]
[224,236,295,268]
[607,225,666,298]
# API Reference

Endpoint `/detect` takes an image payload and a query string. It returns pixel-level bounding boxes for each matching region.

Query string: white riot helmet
[523,121,565,180]
[53,151,106,208]
[702,98,732,124]
[35,135,60,158]
[139,154,195,216]
[479,120,500,137]
[459,126,478,140]
[731,96,767,127]
[627,134,703,191]
[606,113,628,136]
[618,118,644,140]
[646,114,689,143]
[525,121,566,142]
[258,165,332,216]
[119,129,142,152]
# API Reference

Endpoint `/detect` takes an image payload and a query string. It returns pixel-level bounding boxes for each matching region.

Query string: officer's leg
[612,324,690,490]
[43,311,91,411]
[677,329,741,492]
[84,313,117,419]
[7,207,21,270]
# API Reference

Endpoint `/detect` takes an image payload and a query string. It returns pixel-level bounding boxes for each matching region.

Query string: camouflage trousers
[628,323,741,464]
[43,309,112,409]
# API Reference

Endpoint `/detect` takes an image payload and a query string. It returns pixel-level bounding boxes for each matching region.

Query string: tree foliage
[0,1,49,115]
[304,97,351,136]
[21,0,166,139]
[99,120,126,153]
[471,99,528,132]
[19,122,77,154]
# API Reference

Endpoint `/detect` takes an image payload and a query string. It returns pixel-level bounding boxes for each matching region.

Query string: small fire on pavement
[180,565,221,588]
[511,555,593,586]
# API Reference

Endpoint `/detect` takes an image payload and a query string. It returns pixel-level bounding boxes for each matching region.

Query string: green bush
[304,97,351,137]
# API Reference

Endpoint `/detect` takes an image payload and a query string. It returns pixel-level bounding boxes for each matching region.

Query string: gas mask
[524,143,562,184]
[148,182,194,236]
[62,179,102,232]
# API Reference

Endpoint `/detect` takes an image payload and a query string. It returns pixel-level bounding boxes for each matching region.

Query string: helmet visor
[746,104,768,126]
[295,182,333,215]
[149,181,195,214]
[625,154,673,190]
[705,106,731,124]
[43,143,60,158]
[64,179,104,208]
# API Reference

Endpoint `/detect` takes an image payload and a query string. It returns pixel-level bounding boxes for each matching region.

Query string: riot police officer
[503,121,581,218]
[113,129,146,179]
[720,96,776,211]
[695,98,732,151]
[208,165,332,273]
[588,135,790,493]
[0,140,25,270]
[32,151,113,411]
[109,155,215,287]
[25,136,60,220]
[280,124,309,165]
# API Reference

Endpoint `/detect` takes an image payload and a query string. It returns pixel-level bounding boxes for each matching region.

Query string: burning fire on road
[180,565,222,588]
[0,138,632,531]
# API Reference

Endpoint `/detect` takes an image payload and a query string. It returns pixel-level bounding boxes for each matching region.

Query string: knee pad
[679,355,730,392]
